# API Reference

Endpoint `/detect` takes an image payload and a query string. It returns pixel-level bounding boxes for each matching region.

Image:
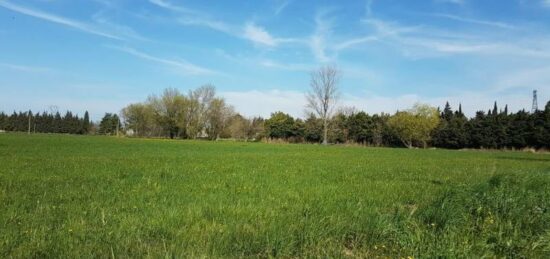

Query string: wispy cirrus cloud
[0,1,122,40]
[91,11,152,42]
[0,63,54,73]
[273,0,292,15]
[260,59,312,71]
[431,13,515,29]
[149,0,297,47]
[148,0,199,15]
[244,23,279,47]
[309,9,336,62]
[107,46,216,76]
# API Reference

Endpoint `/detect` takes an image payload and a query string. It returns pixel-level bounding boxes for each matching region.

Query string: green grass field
[1,133,549,258]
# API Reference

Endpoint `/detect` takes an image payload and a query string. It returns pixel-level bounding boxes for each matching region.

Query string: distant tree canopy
[0,110,90,134]
[1,94,549,150]
[120,85,241,140]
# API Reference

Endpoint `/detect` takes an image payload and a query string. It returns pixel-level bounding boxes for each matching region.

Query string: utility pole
[532,90,538,113]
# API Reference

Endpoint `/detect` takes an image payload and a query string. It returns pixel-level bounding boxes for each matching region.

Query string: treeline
[1,87,549,150]
[433,102,550,149]
[117,86,550,149]
[259,101,550,149]
[0,110,91,134]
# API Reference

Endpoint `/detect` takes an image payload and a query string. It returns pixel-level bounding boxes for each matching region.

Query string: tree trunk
[322,119,328,145]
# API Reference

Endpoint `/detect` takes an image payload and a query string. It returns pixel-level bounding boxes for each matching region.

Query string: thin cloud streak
[260,60,313,71]
[0,1,122,40]
[148,0,199,15]
[431,13,516,29]
[108,46,216,76]
[274,0,292,15]
[150,0,299,47]
[0,63,54,73]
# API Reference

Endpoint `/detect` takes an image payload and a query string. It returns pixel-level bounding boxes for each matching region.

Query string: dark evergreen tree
[433,102,469,149]
[98,113,121,135]
[0,112,7,130]
[347,112,374,144]
[82,111,90,134]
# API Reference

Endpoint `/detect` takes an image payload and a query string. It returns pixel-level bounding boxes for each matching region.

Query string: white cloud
[150,0,295,48]
[91,12,152,42]
[178,17,234,34]
[431,13,515,29]
[0,1,122,40]
[148,0,198,15]
[108,46,215,76]
[351,17,550,59]
[335,35,379,50]
[243,23,278,47]
[309,10,335,62]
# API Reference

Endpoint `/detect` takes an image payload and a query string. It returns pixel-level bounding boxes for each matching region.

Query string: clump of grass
[410,173,550,257]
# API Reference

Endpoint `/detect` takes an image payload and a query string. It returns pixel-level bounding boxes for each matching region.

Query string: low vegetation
[1,133,549,257]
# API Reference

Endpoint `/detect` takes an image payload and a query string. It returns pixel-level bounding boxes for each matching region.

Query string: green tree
[303,114,323,143]
[148,88,188,139]
[82,111,90,134]
[121,103,155,137]
[265,112,297,140]
[98,113,120,135]
[388,103,440,148]
[347,111,374,144]
[433,102,469,149]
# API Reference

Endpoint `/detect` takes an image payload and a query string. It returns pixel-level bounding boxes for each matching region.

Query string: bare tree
[306,65,340,145]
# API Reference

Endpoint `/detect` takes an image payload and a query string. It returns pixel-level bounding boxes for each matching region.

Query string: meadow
[1,133,549,258]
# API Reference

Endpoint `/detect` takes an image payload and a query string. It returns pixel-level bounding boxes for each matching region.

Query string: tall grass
[0,133,549,257]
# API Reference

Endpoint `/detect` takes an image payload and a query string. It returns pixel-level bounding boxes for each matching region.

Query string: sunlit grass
[1,133,549,257]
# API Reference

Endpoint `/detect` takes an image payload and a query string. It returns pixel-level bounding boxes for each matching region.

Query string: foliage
[387,103,440,148]
[264,111,300,140]
[0,110,90,134]
[98,113,120,135]
[1,98,550,150]
[122,86,235,139]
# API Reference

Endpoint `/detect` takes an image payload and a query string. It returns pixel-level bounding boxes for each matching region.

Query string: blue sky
[1,0,549,120]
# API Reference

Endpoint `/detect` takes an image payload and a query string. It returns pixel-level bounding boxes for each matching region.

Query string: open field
[1,133,550,257]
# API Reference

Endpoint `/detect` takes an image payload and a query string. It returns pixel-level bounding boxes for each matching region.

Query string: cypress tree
[82,111,90,134]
